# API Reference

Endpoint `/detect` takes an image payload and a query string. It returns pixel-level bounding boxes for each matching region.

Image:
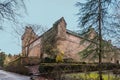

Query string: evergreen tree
[0,52,6,67]
[76,0,119,80]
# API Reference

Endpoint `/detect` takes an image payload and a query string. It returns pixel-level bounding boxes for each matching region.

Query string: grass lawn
[64,72,120,80]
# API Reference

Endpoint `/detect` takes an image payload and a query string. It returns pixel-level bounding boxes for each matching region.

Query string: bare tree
[13,24,48,56]
[0,0,26,29]
[13,24,48,38]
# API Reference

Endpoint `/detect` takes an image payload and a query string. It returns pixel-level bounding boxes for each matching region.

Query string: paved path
[0,70,30,80]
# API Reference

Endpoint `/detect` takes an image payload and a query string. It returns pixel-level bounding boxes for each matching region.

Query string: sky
[0,0,81,54]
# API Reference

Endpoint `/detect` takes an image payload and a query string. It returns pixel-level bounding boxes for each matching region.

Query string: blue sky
[0,0,81,54]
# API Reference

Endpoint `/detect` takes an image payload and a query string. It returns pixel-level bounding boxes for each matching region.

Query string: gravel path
[0,70,30,80]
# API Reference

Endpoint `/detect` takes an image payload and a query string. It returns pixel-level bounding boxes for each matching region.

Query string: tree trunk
[98,0,102,80]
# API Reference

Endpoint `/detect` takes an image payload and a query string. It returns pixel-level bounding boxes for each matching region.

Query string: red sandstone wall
[56,33,90,62]
[28,38,42,58]
[21,18,119,63]
[22,27,38,56]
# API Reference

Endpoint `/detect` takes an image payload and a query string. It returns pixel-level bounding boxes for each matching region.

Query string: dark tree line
[0,52,6,67]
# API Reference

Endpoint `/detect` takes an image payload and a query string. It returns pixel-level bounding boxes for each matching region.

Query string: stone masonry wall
[22,17,120,63]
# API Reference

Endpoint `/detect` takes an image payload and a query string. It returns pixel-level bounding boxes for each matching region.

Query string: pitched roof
[53,17,67,26]
[66,29,83,38]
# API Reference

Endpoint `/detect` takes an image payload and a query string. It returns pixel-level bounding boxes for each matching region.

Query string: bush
[64,58,74,63]
[39,65,53,73]
[5,63,29,75]
[42,57,56,63]
[39,63,120,76]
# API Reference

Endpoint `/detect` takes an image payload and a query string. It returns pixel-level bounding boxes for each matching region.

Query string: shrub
[39,65,54,73]
[56,51,64,63]
[4,57,29,75]
[64,58,74,63]
[42,57,55,63]
[5,63,29,75]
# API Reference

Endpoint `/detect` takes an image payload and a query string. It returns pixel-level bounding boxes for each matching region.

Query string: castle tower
[21,26,38,56]
[53,17,67,39]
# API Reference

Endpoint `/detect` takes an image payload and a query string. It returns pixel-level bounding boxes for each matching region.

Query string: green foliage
[64,72,120,80]
[39,63,120,79]
[42,57,56,63]
[76,0,120,62]
[39,65,54,73]
[78,35,99,60]
[76,0,117,28]
[78,29,117,61]
[8,53,12,57]
[0,52,6,67]
[43,43,58,58]
[80,43,96,58]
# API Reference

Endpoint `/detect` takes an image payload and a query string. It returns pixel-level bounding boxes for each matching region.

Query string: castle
[21,17,120,64]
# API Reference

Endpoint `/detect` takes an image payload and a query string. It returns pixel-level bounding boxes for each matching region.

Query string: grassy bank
[63,72,120,80]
